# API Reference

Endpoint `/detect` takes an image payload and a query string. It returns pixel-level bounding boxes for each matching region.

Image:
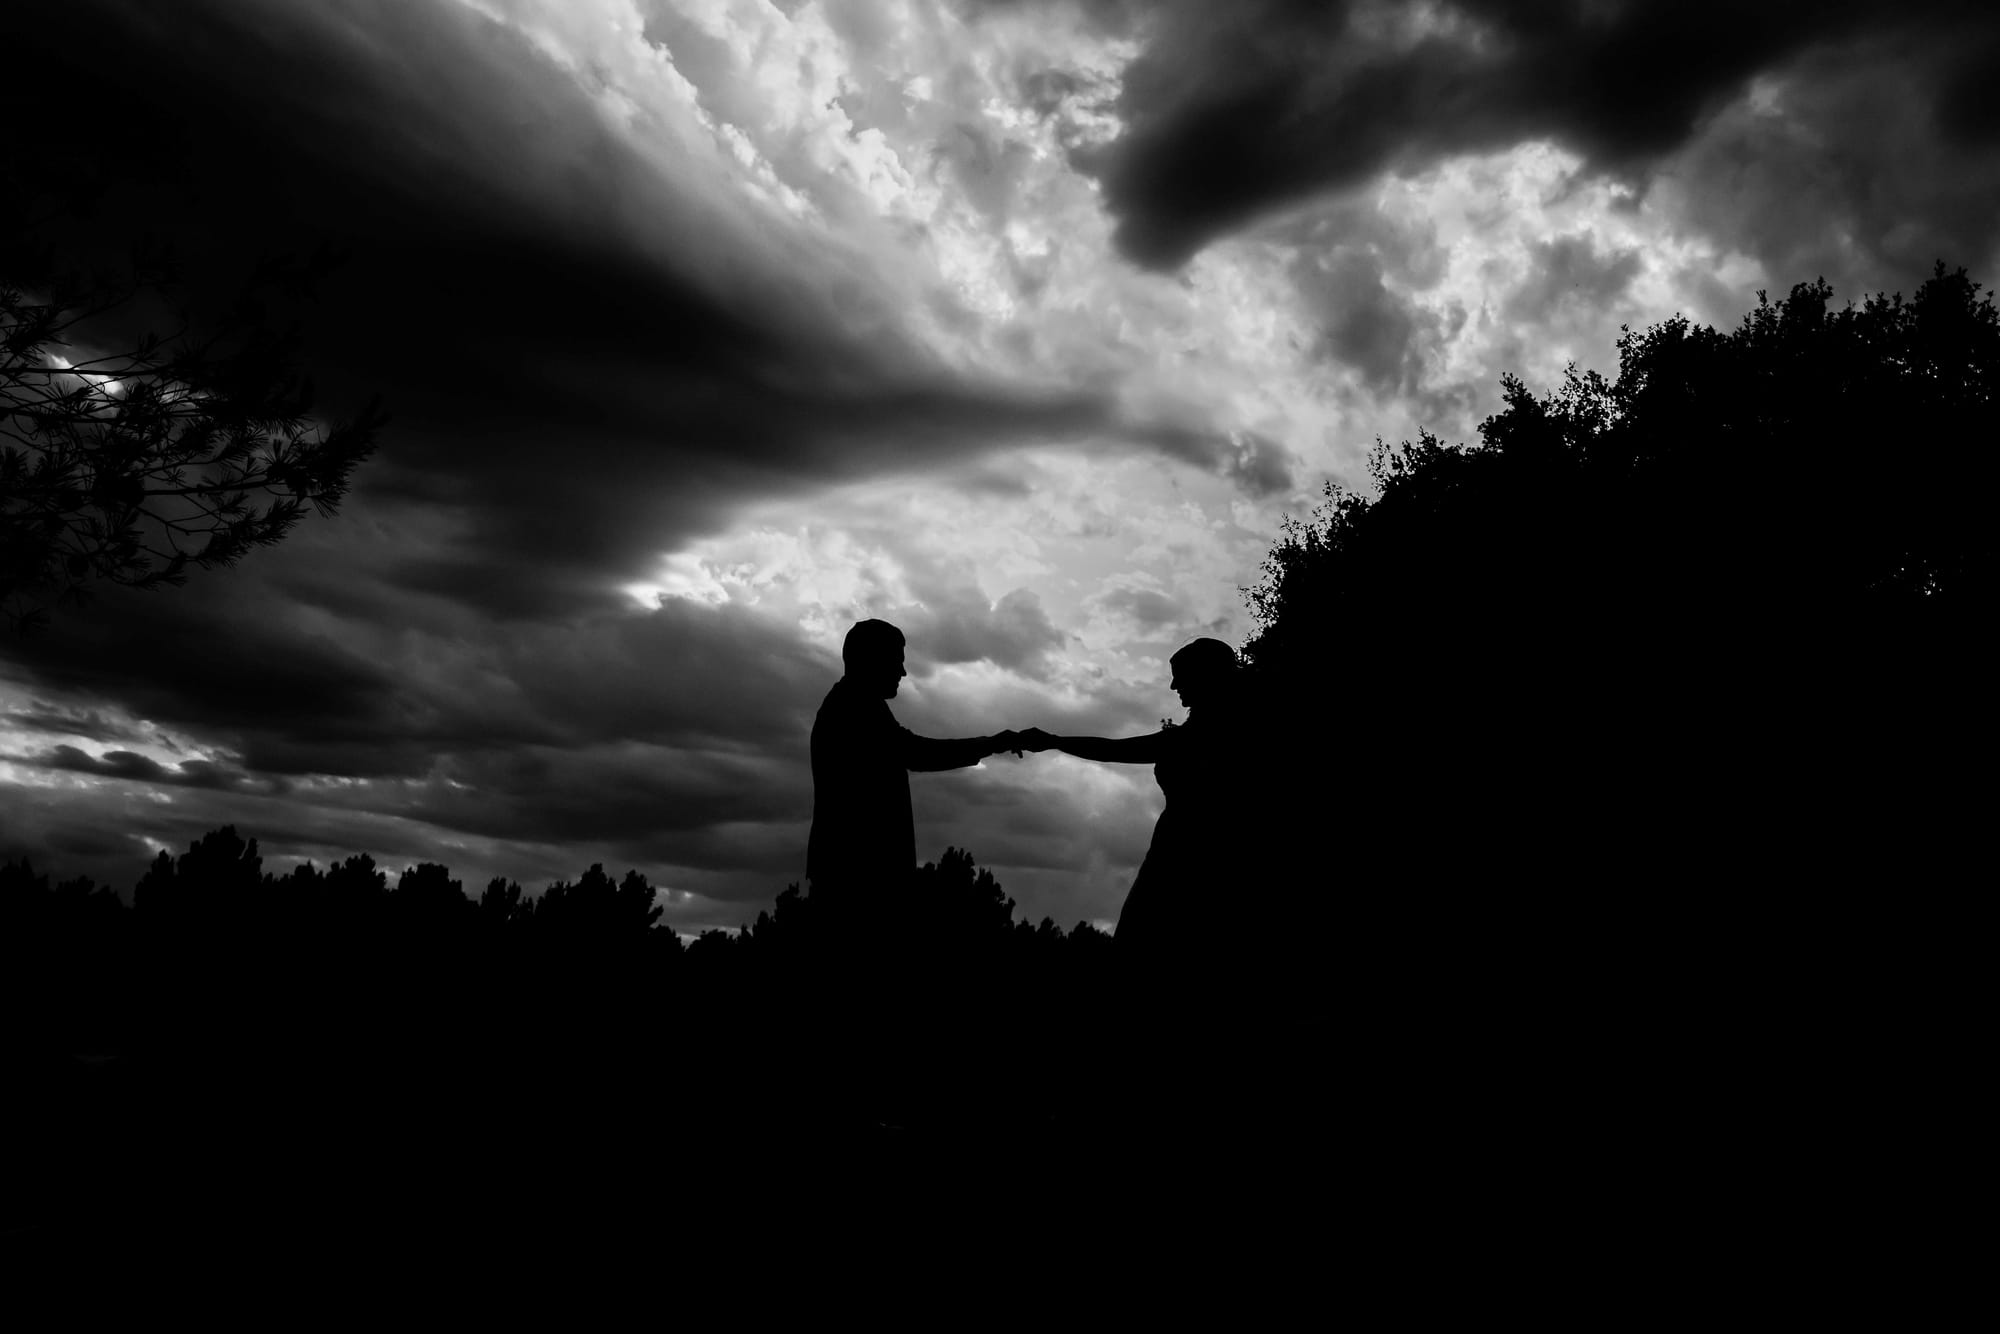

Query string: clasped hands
[988,727,1058,758]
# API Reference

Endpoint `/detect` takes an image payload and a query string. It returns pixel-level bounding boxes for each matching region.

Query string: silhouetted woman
[1027,637,1258,968]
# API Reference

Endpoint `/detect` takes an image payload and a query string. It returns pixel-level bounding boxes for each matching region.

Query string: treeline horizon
[4,819,1131,1255]
[2,825,1116,1080]
[2,821,1099,945]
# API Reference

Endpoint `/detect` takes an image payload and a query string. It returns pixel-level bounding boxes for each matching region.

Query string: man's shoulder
[814,679,891,732]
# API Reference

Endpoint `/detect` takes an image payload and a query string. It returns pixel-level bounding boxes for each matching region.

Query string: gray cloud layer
[0,1,1213,916]
[2,0,1272,625]
[8,0,1995,927]
[1063,0,2000,276]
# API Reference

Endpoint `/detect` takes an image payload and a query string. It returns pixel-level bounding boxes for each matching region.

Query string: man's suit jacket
[806,676,986,894]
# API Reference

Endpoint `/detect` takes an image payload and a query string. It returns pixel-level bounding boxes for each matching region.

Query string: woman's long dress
[1114,702,1254,964]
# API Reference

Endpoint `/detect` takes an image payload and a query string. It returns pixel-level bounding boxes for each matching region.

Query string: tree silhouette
[534,863,665,940]
[1247,263,1998,681]
[911,845,1019,944]
[133,823,266,931]
[0,188,385,632]
[1238,263,1995,1044]
[3,820,1192,1256]
[479,876,532,930]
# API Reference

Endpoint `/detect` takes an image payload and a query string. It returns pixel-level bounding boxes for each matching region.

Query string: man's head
[843,619,908,698]
[1168,637,1239,709]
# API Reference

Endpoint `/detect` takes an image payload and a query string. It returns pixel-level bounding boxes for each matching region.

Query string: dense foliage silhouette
[1224,267,1988,1257]
[1,824,1117,1264]
[1244,263,1993,892]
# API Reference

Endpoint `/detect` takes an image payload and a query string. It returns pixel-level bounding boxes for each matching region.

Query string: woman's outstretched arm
[1021,728,1170,764]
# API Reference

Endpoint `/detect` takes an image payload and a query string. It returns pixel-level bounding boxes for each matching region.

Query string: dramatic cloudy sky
[3,0,1996,930]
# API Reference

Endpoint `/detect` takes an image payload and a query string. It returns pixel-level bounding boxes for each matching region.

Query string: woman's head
[1168,637,1239,709]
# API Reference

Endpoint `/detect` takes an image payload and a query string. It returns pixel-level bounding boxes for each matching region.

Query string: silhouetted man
[807,620,1019,925]
[803,620,1019,1127]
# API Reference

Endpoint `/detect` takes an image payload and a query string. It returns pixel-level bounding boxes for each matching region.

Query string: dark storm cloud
[936,121,1038,223]
[1258,195,1454,396]
[0,0,1206,905]
[1934,27,2000,147]
[403,743,807,854]
[0,498,1134,913]
[0,595,831,906]
[1084,583,1235,648]
[5,566,834,782]
[37,746,171,784]
[1090,585,1187,633]
[1224,431,1297,496]
[2,571,1164,916]
[1505,233,1645,325]
[0,0,1272,641]
[1656,33,2000,300]
[1291,248,1434,395]
[1060,0,2000,271]
[2,580,411,776]
[0,770,575,903]
[1,700,152,749]
[955,0,1147,33]
[1126,422,1297,496]
[31,745,275,794]
[897,586,1068,680]
[0,790,156,884]
[491,597,836,753]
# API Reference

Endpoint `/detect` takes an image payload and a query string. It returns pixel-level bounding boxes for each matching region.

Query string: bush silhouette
[1244,263,1995,899]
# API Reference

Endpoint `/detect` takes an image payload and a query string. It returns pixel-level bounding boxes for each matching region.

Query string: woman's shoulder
[1183,695,1282,767]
